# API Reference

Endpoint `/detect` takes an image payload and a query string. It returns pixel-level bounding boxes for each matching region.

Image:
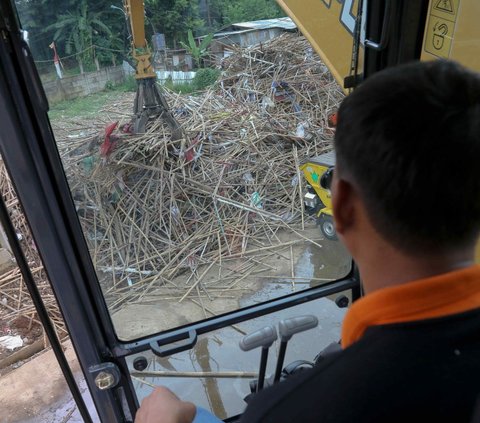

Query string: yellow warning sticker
[424,16,455,58]
[424,0,460,59]
[431,0,460,21]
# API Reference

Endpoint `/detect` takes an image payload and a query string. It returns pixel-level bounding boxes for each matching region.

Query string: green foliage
[94,35,125,66]
[209,0,284,27]
[180,30,214,68]
[45,0,112,72]
[48,90,126,121]
[118,75,138,92]
[193,68,220,91]
[105,80,115,90]
[16,0,126,67]
[104,75,137,92]
[15,0,285,70]
[61,62,97,76]
[164,80,196,94]
[145,0,204,48]
[16,0,70,60]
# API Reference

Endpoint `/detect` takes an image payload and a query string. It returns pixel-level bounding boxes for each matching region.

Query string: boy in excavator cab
[135,59,480,423]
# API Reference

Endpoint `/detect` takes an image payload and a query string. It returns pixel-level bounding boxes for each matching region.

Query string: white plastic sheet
[0,335,23,350]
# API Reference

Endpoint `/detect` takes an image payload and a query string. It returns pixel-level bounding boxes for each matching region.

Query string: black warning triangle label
[435,0,455,14]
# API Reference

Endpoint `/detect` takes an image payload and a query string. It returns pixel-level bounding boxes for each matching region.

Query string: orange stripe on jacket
[341,265,480,348]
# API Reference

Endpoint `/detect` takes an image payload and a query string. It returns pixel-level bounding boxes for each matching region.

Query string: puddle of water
[244,239,351,303]
[23,376,100,423]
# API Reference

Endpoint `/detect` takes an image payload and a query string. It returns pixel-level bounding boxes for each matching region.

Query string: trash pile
[56,33,344,316]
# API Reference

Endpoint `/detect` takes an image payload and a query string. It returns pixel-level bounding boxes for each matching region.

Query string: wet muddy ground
[112,225,351,341]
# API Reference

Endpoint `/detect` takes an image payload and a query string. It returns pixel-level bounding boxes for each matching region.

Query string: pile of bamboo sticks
[58,33,344,316]
[0,33,344,341]
[0,161,68,349]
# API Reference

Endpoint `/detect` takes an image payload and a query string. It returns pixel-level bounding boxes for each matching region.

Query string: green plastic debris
[250,192,263,209]
[82,156,95,173]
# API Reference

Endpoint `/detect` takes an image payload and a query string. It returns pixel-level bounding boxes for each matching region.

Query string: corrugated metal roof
[231,17,296,31]
[212,28,255,38]
[214,17,297,36]
[209,17,296,41]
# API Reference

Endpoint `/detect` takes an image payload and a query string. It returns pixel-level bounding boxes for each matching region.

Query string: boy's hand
[135,386,196,423]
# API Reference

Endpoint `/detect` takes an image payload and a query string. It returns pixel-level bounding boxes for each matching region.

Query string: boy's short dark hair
[334,60,480,254]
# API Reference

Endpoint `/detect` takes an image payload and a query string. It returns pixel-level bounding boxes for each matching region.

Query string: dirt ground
[0,341,99,423]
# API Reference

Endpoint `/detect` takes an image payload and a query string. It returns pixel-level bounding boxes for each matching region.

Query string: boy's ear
[332,177,356,236]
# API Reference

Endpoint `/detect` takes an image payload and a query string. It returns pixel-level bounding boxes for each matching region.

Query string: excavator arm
[123,0,182,136]
[124,0,155,79]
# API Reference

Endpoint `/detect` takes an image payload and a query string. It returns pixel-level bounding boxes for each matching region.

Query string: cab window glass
[128,295,348,419]
[15,0,350,341]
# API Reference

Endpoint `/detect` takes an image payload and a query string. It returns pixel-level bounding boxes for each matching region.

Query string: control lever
[273,315,319,383]
[239,325,277,392]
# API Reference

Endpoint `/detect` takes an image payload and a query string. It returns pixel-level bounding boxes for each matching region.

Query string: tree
[145,0,204,48]
[94,34,124,67]
[180,30,213,68]
[209,0,284,26]
[14,0,285,74]
[15,0,74,60]
[46,0,112,73]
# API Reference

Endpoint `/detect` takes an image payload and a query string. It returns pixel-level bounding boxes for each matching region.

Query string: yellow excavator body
[279,0,480,251]
[300,152,336,240]
[300,152,334,217]
[276,0,363,91]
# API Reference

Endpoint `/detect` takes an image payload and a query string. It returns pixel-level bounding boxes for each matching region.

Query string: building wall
[238,28,284,47]
[210,28,286,66]
[42,66,125,105]
[156,71,196,85]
